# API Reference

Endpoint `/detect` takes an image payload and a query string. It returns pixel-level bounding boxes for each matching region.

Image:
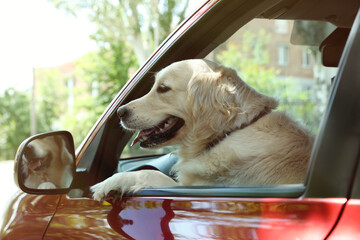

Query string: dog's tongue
[131,128,156,146]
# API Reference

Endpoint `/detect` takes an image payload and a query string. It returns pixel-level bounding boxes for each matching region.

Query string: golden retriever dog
[22,135,74,189]
[91,59,313,201]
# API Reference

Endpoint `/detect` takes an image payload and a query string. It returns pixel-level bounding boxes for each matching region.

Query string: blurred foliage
[49,0,189,64]
[0,89,31,160]
[216,30,318,132]
[35,68,69,131]
[62,41,137,146]
[47,0,190,147]
[75,42,137,107]
[0,0,191,160]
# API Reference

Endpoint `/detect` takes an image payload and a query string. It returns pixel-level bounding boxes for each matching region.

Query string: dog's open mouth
[27,155,50,171]
[131,116,185,147]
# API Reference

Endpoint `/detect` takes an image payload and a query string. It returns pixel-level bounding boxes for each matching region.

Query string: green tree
[50,0,190,64]
[35,68,69,132]
[0,69,70,160]
[1,1,192,157]
[75,41,137,107]
[0,88,31,160]
[46,0,190,146]
[61,41,137,146]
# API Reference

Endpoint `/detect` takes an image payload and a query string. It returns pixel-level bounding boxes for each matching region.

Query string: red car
[2,0,360,239]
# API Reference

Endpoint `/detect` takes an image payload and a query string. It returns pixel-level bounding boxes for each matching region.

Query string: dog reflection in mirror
[22,135,74,189]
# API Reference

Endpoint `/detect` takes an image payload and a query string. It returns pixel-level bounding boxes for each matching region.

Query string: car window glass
[119,18,337,159]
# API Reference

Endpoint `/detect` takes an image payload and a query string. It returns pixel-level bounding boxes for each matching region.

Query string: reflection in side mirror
[15,131,76,193]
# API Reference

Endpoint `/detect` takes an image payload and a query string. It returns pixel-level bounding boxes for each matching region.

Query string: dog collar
[205,109,270,151]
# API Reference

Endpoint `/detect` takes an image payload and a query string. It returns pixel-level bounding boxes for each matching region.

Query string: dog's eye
[157,84,171,93]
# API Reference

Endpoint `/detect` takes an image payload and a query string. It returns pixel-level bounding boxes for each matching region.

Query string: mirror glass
[19,133,75,190]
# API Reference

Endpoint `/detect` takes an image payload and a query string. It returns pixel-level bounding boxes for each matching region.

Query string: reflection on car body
[21,135,75,189]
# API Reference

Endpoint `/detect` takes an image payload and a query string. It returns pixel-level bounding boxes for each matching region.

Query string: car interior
[71,0,359,199]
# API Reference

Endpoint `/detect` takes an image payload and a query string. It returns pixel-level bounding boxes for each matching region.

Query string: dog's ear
[187,66,278,129]
[187,70,240,131]
[53,136,73,165]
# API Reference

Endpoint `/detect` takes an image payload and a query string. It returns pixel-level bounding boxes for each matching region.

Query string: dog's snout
[117,106,129,119]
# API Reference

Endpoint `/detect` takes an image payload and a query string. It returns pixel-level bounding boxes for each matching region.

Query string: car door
[43,1,360,239]
[1,193,61,239]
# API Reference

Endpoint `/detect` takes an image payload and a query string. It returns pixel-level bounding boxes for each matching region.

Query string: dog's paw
[90,171,156,201]
[90,170,179,202]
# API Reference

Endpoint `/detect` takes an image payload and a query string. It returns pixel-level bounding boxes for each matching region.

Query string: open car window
[119,18,337,161]
[206,19,336,133]
[120,132,177,159]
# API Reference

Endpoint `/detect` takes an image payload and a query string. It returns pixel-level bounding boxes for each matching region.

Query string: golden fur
[91,59,313,201]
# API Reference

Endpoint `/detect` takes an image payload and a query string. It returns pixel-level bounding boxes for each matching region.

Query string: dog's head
[22,136,73,177]
[118,59,278,151]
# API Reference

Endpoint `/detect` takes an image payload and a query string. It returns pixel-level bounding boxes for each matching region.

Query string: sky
[0,0,96,92]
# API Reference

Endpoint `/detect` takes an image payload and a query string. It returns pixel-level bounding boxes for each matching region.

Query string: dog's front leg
[90,170,179,201]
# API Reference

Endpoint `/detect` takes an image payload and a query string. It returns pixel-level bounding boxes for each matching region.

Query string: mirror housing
[14,131,76,195]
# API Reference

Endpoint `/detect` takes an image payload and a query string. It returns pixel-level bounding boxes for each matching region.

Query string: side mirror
[14,131,76,194]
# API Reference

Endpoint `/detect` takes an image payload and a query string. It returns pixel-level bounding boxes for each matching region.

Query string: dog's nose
[117,106,129,119]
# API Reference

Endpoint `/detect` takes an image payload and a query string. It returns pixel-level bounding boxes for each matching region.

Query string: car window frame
[304,8,360,199]
[73,0,360,199]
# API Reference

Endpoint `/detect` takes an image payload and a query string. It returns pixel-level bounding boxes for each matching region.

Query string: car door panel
[1,192,60,239]
[45,195,345,239]
[327,199,360,239]
[44,195,123,239]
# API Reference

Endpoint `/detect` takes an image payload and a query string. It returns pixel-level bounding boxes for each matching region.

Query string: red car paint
[1,192,60,239]
[327,199,360,240]
[25,196,345,239]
